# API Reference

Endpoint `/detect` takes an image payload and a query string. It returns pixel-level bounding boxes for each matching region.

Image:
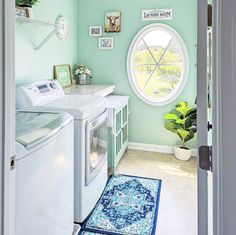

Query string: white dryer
[15,111,74,235]
[16,80,108,223]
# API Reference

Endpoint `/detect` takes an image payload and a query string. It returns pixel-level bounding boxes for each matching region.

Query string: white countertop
[64,84,116,97]
[106,95,129,108]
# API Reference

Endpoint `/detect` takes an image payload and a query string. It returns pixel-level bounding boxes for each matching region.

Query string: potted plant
[74,64,92,85]
[16,0,39,18]
[16,0,39,7]
[164,101,197,160]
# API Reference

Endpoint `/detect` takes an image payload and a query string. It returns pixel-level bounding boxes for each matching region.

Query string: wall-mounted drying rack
[16,15,69,50]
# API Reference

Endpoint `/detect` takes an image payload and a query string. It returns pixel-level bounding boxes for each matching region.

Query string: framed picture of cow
[105,12,121,33]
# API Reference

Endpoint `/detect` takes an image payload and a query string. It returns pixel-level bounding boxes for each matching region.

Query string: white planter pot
[174,146,192,161]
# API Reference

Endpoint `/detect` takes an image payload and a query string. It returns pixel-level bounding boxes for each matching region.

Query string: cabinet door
[109,100,129,173]
[122,124,128,145]
[115,110,122,133]
[122,104,128,126]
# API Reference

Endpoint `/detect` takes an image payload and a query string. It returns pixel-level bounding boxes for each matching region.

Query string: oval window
[127,23,189,106]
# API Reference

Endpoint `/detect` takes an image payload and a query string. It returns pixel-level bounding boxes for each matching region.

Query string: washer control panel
[16,80,65,108]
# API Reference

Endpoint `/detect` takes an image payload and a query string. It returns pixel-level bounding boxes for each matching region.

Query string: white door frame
[212,2,220,234]
[197,0,208,234]
[213,0,236,234]
[0,3,4,233]
[1,0,15,235]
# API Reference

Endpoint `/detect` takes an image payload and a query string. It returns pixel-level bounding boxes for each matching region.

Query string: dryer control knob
[50,83,57,89]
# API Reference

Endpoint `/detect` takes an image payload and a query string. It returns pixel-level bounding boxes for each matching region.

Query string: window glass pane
[127,24,189,106]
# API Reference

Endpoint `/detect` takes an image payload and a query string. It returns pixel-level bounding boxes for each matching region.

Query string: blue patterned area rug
[79,231,106,235]
[81,174,162,235]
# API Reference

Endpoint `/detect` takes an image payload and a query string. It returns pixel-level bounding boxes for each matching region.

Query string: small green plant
[16,0,39,6]
[164,101,197,149]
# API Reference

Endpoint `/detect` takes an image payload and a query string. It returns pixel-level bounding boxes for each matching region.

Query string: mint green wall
[15,0,197,148]
[15,0,77,85]
[77,0,197,148]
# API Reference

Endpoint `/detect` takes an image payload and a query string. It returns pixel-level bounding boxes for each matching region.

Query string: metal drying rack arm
[34,29,56,50]
[15,16,67,50]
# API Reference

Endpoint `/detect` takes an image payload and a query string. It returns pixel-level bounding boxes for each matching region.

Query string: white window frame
[127,23,189,106]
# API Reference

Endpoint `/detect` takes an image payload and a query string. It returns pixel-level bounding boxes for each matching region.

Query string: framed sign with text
[54,64,72,88]
[142,9,173,21]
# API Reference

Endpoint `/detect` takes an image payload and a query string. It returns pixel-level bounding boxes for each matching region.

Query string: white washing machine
[15,111,74,235]
[16,80,108,223]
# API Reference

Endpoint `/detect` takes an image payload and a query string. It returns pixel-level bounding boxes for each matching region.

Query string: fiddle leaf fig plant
[164,101,197,149]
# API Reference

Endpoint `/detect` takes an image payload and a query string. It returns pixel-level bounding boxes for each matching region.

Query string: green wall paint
[15,0,77,85]
[77,0,197,148]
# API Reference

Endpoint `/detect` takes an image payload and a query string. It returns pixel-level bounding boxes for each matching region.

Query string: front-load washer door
[85,111,108,186]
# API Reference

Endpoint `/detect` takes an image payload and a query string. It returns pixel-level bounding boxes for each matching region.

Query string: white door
[198,0,236,234]
[197,0,213,234]
[207,17,213,235]
[0,8,4,233]
[1,0,15,235]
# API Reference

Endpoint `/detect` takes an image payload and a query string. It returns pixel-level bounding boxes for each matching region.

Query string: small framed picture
[89,26,103,37]
[105,12,121,33]
[54,64,72,88]
[99,37,114,50]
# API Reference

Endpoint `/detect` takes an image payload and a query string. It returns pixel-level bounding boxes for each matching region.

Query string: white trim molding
[2,1,16,234]
[128,142,197,157]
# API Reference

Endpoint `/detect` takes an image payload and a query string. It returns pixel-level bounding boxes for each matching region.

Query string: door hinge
[10,155,16,170]
[199,146,212,171]
[208,4,212,27]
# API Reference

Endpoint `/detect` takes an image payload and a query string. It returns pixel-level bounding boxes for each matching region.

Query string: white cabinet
[107,95,129,174]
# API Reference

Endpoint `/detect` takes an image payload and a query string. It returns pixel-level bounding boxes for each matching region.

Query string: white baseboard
[128,142,197,157]
[192,148,197,157]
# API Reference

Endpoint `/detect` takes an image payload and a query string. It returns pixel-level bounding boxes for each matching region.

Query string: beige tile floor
[116,149,197,235]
